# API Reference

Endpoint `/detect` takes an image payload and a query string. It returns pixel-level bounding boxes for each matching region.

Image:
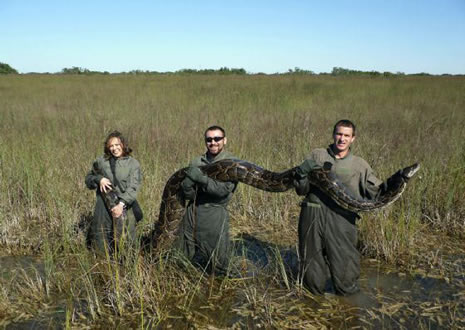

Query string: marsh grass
[0,74,464,327]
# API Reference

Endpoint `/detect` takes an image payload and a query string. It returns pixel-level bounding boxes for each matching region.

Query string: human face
[332,126,355,158]
[107,137,123,158]
[205,129,227,156]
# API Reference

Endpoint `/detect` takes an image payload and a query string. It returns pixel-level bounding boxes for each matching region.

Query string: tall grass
[0,74,464,327]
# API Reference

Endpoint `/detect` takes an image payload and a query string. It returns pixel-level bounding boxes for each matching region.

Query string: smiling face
[332,125,355,158]
[107,137,124,158]
[205,129,227,157]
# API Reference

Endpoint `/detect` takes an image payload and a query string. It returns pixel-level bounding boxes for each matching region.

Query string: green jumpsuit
[174,151,237,275]
[294,146,382,295]
[85,155,142,254]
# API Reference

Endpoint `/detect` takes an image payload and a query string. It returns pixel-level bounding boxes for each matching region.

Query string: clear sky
[1,0,464,74]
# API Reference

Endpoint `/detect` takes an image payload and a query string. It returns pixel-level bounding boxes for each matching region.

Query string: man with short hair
[294,119,383,295]
[174,125,238,275]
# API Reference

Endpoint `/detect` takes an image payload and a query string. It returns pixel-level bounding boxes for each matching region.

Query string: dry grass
[0,74,464,328]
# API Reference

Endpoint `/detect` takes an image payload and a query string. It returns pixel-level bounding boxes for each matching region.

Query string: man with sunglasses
[174,125,238,276]
[294,119,384,296]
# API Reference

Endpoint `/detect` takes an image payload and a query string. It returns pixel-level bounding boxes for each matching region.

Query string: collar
[105,155,130,161]
[202,150,233,164]
[327,144,352,160]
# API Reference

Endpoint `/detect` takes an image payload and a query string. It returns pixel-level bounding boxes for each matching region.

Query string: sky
[1,0,464,74]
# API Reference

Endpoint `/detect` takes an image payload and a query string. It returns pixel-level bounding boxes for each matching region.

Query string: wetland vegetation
[0,74,464,328]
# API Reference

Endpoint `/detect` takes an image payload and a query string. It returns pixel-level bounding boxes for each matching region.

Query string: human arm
[294,158,320,196]
[361,164,384,200]
[110,202,125,218]
[181,176,197,201]
[367,165,416,200]
[185,165,236,198]
[85,158,106,190]
[99,178,113,193]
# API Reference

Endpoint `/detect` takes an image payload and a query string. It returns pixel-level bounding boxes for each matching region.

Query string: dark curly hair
[103,130,132,158]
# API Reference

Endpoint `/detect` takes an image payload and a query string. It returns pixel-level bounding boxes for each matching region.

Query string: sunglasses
[205,136,225,143]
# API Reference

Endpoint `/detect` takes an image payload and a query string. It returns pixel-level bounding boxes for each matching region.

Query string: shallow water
[1,239,464,328]
[0,255,44,281]
[233,235,465,328]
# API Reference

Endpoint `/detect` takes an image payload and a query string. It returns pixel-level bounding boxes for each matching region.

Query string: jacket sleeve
[201,178,236,198]
[294,154,321,196]
[118,159,142,205]
[183,157,236,199]
[294,177,310,196]
[361,165,384,200]
[85,158,104,190]
[181,176,197,201]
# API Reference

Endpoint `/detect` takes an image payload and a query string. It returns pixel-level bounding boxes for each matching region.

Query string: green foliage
[61,66,109,75]
[176,67,247,75]
[331,66,383,76]
[50,66,458,76]
[286,67,315,75]
[0,62,18,74]
[61,66,90,74]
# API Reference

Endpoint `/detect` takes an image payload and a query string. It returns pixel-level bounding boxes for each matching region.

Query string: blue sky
[1,1,464,74]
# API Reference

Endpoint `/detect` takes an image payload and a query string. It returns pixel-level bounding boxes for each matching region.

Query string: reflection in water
[233,233,464,328]
[1,235,463,328]
[0,255,45,280]
[0,256,66,329]
[234,233,462,300]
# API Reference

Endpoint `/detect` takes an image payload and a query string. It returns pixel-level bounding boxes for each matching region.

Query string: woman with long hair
[85,130,142,255]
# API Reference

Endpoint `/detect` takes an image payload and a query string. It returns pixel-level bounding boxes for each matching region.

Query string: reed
[0,74,464,327]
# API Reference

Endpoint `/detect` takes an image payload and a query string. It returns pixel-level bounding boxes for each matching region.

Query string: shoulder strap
[109,157,123,191]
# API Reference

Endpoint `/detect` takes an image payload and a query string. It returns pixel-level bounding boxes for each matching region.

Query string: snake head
[400,163,420,181]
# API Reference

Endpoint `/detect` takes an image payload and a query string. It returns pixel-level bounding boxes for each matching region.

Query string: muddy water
[234,235,465,328]
[1,240,464,328]
[0,255,45,280]
[338,256,464,328]
[0,255,67,329]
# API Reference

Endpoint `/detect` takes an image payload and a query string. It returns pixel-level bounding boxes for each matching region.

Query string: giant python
[103,160,420,251]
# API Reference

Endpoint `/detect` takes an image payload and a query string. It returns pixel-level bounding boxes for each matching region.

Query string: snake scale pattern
[149,159,420,251]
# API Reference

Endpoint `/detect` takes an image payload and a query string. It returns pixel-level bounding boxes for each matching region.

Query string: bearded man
[174,125,238,276]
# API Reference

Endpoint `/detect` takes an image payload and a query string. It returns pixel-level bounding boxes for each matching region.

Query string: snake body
[151,159,420,251]
[306,162,420,211]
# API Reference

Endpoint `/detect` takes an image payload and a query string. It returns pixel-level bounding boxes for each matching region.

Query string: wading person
[85,130,143,255]
[294,120,383,295]
[174,125,238,276]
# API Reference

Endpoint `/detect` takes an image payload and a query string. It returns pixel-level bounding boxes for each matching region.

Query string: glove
[185,166,209,185]
[295,159,320,179]
[182,176,196,189]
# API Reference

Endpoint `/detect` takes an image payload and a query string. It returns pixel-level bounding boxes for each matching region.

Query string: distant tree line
[61,66,110,75]
[330,67,408,77]
[176,67,247,75]
[54,66,430,76]
[0,62,459,76]
[285,67,316,75]
[0,62,18,74]
[39,66,456,77]
[57,66,247,76]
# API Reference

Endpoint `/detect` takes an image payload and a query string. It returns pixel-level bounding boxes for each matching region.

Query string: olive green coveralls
[174,151,237,275]
[85,155,142,254]
[295,146,382,295]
